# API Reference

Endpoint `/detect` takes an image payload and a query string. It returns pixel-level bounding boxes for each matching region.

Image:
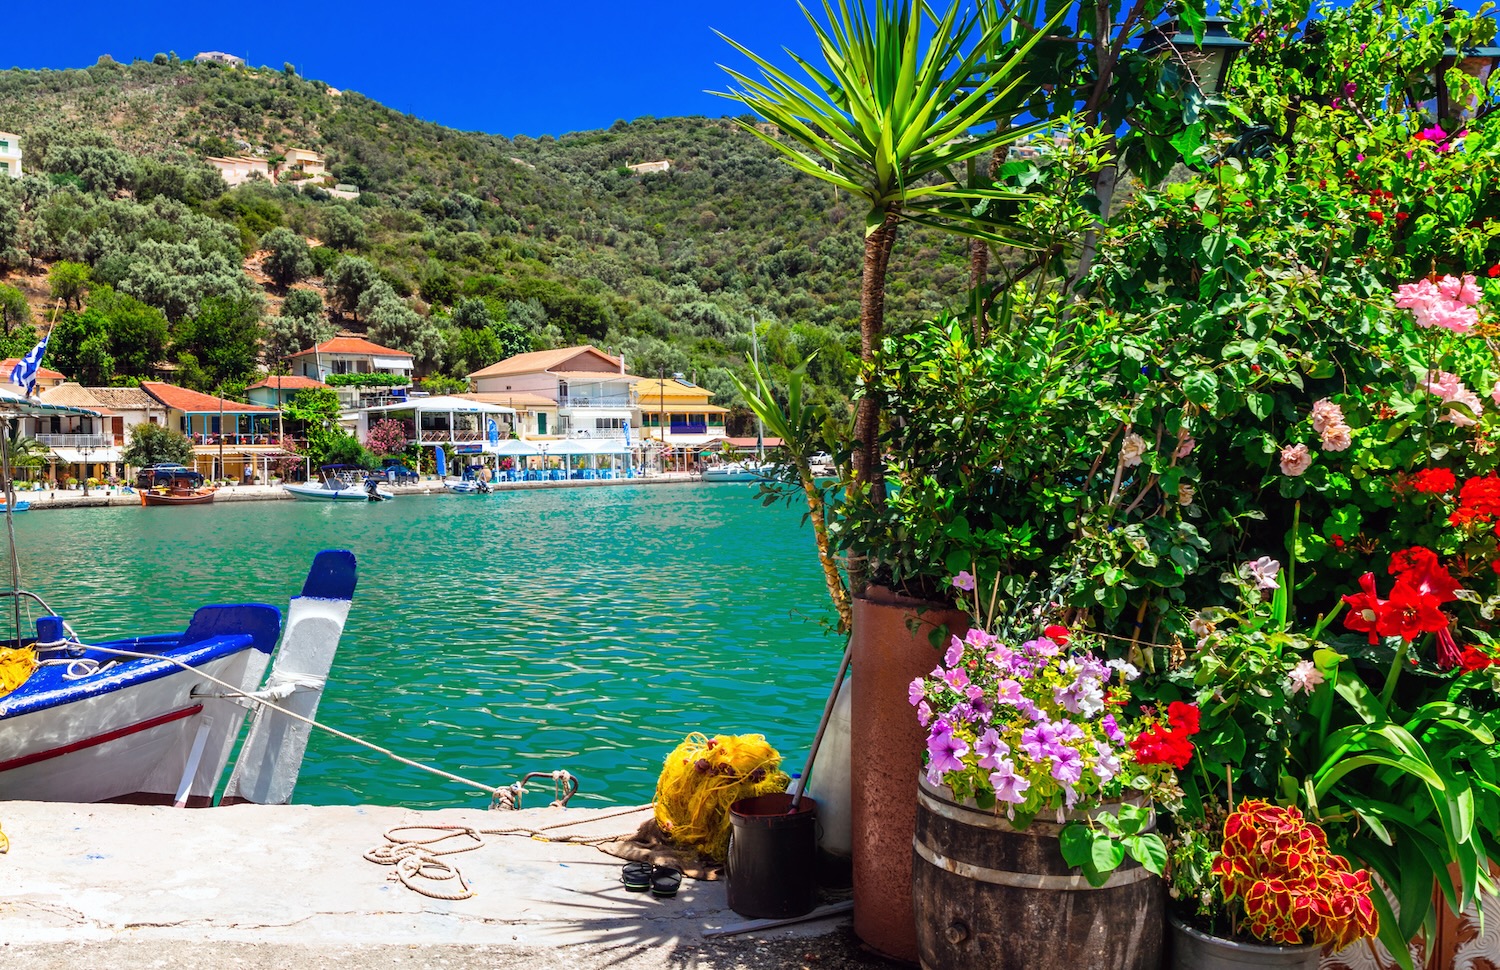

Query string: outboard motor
[365,477,381,501]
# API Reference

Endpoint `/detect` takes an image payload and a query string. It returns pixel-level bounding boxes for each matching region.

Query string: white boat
[702,461,774,483]
[446,480,492,494]
[285,464,395,501]
[0,550,357,806]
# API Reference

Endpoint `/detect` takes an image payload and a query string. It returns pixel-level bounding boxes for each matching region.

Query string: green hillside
[0,55,972,414]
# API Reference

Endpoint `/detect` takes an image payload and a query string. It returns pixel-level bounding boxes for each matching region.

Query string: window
[0,141,8,151]
[0,162,8,174]
[557,380,569,401]
[595,417,625,432]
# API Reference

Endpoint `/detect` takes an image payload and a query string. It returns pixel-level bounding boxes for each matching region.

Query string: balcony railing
[188,434,281,447]
[670,422,709,435]
[558,395,632,409]
[35,433,113,448]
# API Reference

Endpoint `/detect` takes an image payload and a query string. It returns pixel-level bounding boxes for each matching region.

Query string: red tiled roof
[141,381,278,413]
[469,345,621,379]
[288,337,413,359]
[246,375,327,391]
[0,358,66,381]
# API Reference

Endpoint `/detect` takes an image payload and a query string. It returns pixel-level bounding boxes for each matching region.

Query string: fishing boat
[0,389,358,807]
[137,463,216,506]
[702,461,774,483]
[284,464,395,501]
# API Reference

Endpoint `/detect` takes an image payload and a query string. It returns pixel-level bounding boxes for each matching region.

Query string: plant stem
[1380,639,1409,709]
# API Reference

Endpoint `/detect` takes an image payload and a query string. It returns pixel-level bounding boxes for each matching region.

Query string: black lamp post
[1436,28,1500,123]
[1141,15,1251,96]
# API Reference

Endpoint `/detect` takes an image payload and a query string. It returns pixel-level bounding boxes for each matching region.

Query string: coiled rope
[363,803,653,900]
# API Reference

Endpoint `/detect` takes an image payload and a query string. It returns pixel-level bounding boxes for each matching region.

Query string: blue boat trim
[301,550,357,601]
[0,603,282,719]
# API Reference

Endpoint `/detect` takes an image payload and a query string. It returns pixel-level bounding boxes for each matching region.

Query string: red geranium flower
[1167,701,1201,736]
[1459,475,1500,516]
[1043,624,1070,646]
[1409,468,1456,495]
[1368,210,1385,225]
[1375,581,1450,641]
[1342,573,1385,644]
[1489,264,1500,278]
[1459,645,1495,672]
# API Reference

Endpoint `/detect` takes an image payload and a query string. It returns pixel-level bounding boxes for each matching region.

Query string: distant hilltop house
[283,148,327,179]
[194,51,245,68]
[625,160,671,175]
[206,155,271,187]
[0,132,22,179]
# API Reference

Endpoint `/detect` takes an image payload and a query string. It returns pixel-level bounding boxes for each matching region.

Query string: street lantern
[1141,16,1251,96]
[1436,31,1500,122]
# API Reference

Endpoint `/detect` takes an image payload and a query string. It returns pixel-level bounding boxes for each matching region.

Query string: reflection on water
[10,484,841,807]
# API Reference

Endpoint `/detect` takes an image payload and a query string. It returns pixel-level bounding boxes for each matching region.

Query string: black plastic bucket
[727,792,819,919]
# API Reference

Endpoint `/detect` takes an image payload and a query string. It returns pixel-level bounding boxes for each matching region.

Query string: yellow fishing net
[653,732,790,862]
[0,645,36,699]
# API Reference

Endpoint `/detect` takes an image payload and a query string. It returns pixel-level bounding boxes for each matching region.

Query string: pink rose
[1310,398,1344,435]
[1280,443,1313,477]
[1120,432,1147,468]
[1320,423,1352,452]
[1438,274,1481,307]
[1174,436,1195,460]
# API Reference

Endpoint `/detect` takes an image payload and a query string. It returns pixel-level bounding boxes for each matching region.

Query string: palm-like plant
[716,0,1058,579]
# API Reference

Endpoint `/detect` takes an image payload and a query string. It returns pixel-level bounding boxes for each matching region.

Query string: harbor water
[9,483,841,807]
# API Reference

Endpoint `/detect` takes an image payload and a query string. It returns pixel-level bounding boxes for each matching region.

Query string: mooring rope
[363,803,654,900]
[33,637,562,805]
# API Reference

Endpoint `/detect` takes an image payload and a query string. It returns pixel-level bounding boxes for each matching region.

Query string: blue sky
[2,1,818,138]
[5,1,1495,138]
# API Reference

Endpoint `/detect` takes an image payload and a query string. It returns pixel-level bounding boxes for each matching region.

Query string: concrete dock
[0,800,866,969]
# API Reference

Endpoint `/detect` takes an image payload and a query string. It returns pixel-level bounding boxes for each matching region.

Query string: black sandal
[621,861,652,892]
[650,866,683,898]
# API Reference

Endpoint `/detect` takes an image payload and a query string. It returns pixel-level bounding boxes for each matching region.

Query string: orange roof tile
[0,358,66,382]
[141,382,278,413]
[246,375,328,391]
[288,337,414,359]
[469,345,621,379]
[459,392,558,409]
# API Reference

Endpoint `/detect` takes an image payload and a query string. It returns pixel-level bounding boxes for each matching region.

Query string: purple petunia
[1092,741,1121,782]
[1050,746,1084,785]
[989,759,1031,804]
[917,701,933,727]
[995,679,1024,705]
[975,728,1009,770]
[945,636,965,667]
[1101,713,1124,744]
[926,722,969,774]
[952,570,976,592]
[908,677,926,706]
[1020,721,1062,762]
[943,666,971,692]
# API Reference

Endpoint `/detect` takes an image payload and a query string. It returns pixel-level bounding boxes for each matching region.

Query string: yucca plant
[715,0,1060,560]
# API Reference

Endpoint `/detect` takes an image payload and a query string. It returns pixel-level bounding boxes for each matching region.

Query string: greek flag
[9,335,49,397]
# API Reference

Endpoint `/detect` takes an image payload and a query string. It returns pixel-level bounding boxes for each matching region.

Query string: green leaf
[1247,392,1273,419]
[1183,370,1219,410]
[1124,833,1168,876]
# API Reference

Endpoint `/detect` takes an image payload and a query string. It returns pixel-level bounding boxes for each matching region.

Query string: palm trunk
[797,456,851,634]
[849,209,900,596]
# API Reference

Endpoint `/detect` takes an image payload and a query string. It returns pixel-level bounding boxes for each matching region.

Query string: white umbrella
[485,439,541,457]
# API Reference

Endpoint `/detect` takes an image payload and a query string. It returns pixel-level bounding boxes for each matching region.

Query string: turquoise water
[8,484,841,808]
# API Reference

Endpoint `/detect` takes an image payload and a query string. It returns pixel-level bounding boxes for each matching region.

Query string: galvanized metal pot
[1168,914,1322,969]
[912,775,1164,970]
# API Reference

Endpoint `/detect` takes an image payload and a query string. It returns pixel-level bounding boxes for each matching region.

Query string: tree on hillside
[283,387,351,466]
[48,262,90,311]
[327,256,379,319]
[113,240,258,322]
[260,228,312,289]
[122,422,195,469]
[50,308,115,385]
[322,205,368,252]
[268,289,334,361]
[89,286,169,379]
[0,284,30,336]
[171,294,265,390]
[367,293,445,371]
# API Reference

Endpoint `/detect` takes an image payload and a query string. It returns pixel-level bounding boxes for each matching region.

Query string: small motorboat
[137,464,216,506]
[0,549,357,806]
[702,461,774,483]
[446,479,492,494]
[284,465,395,501]
[0,500,29,513]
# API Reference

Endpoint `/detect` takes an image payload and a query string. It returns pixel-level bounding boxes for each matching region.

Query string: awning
[49,447,122,464]
[371,356,413,370]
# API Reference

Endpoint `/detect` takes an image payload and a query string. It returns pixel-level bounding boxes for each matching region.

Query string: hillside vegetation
[0,55,973,413]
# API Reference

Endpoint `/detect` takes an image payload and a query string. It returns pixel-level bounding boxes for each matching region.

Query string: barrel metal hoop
[912,834,1154,891]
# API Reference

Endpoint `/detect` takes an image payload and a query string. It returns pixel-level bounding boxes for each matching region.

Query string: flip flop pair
[621,862,682,898]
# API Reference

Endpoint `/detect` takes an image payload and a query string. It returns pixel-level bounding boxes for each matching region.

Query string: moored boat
[137,463,216,506]
[702,461,774,483]
[0,500,29,512]
[284,464,395,501]
[0,550,357,805]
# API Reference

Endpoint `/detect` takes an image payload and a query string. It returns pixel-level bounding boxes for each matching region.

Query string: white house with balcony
[287,336,414,382]
[0,132,22,179]
[468,345,637,440]
[33,383,119,483]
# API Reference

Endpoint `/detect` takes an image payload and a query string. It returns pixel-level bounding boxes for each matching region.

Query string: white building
[206,155,271,188]
[468,345,636,440]
[0,132,22,179]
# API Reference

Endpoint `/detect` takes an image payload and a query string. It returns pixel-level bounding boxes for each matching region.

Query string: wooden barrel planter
[912,775,1164,970]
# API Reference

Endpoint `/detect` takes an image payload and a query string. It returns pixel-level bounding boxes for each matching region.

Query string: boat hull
[140,489,216,506]
[702,463,772,483]
[284,482,394,501]
[0,605,281,805]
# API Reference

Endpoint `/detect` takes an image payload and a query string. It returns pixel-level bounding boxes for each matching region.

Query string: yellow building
[633,377,728,447]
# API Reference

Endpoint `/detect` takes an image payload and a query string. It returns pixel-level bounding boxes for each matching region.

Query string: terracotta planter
[850,585,968,963]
